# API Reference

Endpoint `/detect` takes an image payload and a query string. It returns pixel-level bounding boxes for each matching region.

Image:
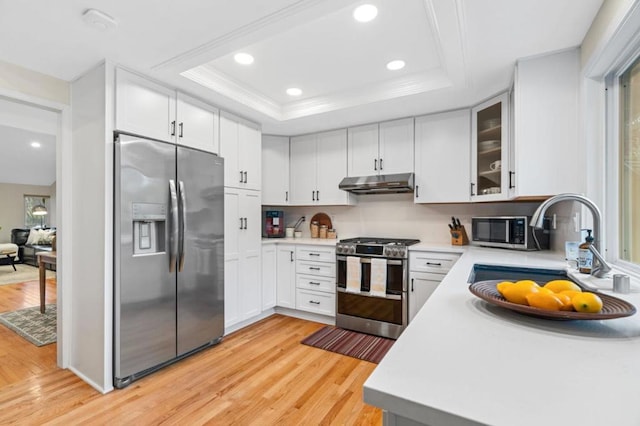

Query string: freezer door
[114,135,177,380]
[176,146,225,355]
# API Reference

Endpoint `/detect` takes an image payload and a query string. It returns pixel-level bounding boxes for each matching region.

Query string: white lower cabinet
[295,245,336,316]
[408,251,460,322]
[261,244,277,310]
[276,244,296,309]
[224,188,261,328]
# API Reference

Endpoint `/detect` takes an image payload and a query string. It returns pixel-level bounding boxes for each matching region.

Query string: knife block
[450,226,469,246]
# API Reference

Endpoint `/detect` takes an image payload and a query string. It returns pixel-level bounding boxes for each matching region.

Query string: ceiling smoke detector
[82,9,118,31]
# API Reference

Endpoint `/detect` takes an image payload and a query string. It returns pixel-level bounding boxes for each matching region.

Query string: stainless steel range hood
[338,173,414,194]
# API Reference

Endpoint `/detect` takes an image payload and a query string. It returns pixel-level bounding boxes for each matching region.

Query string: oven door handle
[336,287,402,300]
[336,255,403,266]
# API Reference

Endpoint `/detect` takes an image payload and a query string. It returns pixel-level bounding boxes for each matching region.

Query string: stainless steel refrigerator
[114,133,224,388]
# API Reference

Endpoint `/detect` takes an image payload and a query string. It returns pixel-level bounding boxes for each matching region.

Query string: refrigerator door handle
[178,180,186,272]
[169,179,179,272]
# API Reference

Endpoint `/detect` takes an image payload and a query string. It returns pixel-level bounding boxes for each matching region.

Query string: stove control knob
[389,248,398,257]
[336,246,342,254]
[348,246,356,254]
[397,249,406,258]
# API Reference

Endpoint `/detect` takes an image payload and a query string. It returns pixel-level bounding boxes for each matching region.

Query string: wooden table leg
[39,258,46,314]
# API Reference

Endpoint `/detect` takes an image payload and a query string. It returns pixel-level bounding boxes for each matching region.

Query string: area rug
[301,326,394,364]
[0,304,57,346]
[0,264,54,286]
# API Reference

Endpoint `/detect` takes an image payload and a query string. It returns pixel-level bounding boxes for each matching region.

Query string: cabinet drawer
[296,288,335,316]
[296,274,335,293]
[297,246,335,263]
[296,260,336,278]
[409,251,460,274]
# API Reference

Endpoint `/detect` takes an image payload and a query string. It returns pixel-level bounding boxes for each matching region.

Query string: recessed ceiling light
[286,88,302,97]
[234,53,254,65]
[31,142,41,148]
[386,60,405,71]
[353,4,378,22]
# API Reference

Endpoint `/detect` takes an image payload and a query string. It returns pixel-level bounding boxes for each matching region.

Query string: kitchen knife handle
[379,158,383,170]
[509,171,515,189]
[178,181,186,272]
[470,182,475,196]
[171,121,176,136]
[169,180,179,273]
[415,185,419,198]
[374,158,377,171]
[244,171,248,183]
[178,122,184,138]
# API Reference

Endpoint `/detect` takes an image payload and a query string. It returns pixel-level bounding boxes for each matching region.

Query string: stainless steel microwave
[471,216,550,250]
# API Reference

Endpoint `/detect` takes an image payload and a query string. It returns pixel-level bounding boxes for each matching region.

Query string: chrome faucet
[530,193,612,278]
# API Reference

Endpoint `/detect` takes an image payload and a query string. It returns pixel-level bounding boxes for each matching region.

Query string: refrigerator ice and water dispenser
[132,202,167,255]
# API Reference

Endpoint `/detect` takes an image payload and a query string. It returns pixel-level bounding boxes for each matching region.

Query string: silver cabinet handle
[426,262,441,266]
[309,253,320,256]
[374,158,377,171]
[243,217,247,230]
[309,267,320,271]
[411,278,414,292]
[316,190,319,201]
[171,121,176,136]
[309,300,321,305]
[239,218,243,230]
[178,181,186,272]
[285,191,288,202]
[239,171,244,183]
[380,158,383,170]
[169,180,179,272]
[309,281,321,286]
[312,191,315,201]
[178,122,184,138]
[243,171,247,183]
[415,185,419,198]
[290,251,294,262]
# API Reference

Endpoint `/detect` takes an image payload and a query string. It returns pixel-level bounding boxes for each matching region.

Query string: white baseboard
[68,365,112,394]
[274,307,335,325]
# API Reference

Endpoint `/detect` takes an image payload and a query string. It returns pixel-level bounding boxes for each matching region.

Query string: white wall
[70,63,111,392]
[0,60,69,105]
[0,182,54,242]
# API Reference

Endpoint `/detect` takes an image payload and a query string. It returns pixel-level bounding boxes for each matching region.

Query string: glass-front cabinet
[471,92,510,201]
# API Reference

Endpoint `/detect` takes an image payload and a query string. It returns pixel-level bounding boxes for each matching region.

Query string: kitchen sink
[468,263,577,285]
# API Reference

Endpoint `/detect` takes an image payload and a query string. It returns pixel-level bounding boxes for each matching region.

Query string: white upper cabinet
[220,114,262,191]
[116,68,176,143]
[378,118,415,175]
[290,129,352,206]
[471,92,510,202]
[176,92,219,154]
[511,48,581,198]
[348,118,414,176]
[348,123,379,176]
[262,135,290,205]
[414,110,471,203]
[115,68,218,153]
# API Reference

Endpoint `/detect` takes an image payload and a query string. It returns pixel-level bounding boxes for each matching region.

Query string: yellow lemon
[554,293,574,311]
[496,281,514,296]
[572,292,603,313]
[537,287,555,295]
[502,281,540,305]
[544,279,582,293]
[526,292,564,311]
[559,290,582,300]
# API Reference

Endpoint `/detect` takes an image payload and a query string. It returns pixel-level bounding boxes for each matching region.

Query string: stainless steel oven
[335,237,419,339]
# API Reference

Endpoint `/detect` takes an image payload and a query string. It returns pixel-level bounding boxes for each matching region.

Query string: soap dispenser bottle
[578,230,595,274]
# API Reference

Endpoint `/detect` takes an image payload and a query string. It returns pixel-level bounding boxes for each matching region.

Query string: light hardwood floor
[0,274,383,425]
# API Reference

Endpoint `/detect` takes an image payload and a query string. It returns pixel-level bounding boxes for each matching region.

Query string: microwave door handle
[505,220,510,243]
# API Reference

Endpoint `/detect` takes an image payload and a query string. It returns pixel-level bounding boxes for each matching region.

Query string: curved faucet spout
[530,193,602,251]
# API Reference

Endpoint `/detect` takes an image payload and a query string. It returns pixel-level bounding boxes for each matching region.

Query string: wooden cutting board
[310,212,332,230]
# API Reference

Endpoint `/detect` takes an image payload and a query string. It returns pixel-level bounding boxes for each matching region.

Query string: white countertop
[364,246,640,426]
[261,237,339,246]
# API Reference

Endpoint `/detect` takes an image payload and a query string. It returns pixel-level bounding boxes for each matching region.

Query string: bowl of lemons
[469,279,636,320]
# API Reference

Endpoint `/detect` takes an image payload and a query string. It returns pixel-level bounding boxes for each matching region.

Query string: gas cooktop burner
[336,237,420,259]
[339,237,420,246]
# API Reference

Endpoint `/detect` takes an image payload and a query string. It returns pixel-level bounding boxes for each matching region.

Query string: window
[24,195,50,228]
[619,57,640,266]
